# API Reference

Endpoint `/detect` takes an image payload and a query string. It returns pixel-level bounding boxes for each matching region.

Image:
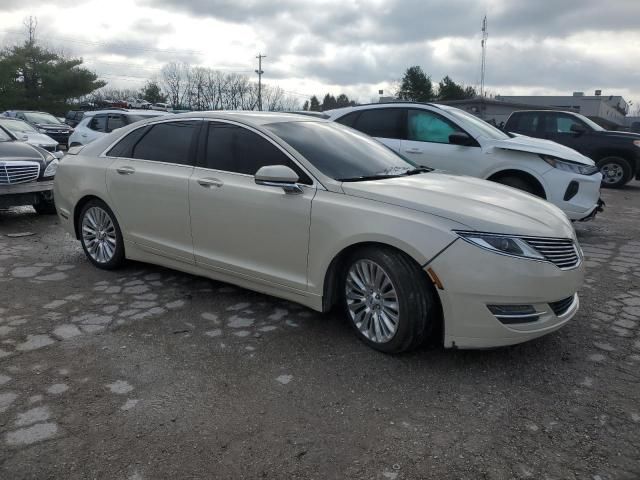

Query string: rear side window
[351,108,404,139]
[407,109,461,143]
[106,126,149,157]
[511,113,539,133]
[335,111,360,128]
[89,115,107,132]
[107,115,126,132]
[131,121,198,165]
[203,123,312,184]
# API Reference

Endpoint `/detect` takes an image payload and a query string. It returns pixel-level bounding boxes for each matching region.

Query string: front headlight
[44,158,59,177]
[37,128,47,133]
[455,231,544,260]
[540,154,599,175]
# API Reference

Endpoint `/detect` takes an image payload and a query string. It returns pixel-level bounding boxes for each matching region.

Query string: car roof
[83,109,170,117]
[166,111,330,126]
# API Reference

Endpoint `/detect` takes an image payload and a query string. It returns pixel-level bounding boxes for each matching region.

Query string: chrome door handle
[116,166,135,175]
[197,178,224,188]
[405,148,423,154]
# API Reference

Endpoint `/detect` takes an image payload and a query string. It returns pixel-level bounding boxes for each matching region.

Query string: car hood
[342,173,575,239]
[0,140,47,163]
[596,130,640,140]
[486,134,594,165]
[24,132,57,145]
[35,123,70,131]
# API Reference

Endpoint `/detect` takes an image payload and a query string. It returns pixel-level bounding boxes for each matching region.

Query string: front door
[400,108,483,176]
[189,121,315,291]
[105,120,200,263]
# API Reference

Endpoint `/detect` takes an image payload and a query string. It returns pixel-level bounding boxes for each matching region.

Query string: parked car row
[325,103,604,221]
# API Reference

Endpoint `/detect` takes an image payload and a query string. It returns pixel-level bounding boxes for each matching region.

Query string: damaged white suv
[325,103,604,221]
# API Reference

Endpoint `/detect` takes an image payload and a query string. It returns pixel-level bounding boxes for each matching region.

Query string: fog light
[564,181,579,201]
[487,304,542,324]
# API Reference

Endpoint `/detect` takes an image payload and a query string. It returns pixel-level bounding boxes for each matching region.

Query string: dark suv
[3,110,74,147]
[65,110,86,128]
[504,110,640,188]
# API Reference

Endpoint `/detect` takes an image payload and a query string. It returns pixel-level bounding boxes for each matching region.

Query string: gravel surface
[0,183,639,479]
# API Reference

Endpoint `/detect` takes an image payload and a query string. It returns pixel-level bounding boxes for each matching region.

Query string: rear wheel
[493,175,540,197]
[341,247,438,353]
[597,156,632,188]
[78,199,125,270]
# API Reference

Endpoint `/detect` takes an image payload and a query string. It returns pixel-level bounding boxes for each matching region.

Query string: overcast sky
[1,0,639,109]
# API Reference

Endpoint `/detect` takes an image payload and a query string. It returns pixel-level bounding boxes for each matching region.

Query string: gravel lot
[1,183,639,480]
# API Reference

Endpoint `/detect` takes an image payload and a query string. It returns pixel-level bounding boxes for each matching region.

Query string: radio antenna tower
[480,15,488,99]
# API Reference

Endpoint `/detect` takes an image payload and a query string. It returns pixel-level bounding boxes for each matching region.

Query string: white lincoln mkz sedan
[54,112,584,353]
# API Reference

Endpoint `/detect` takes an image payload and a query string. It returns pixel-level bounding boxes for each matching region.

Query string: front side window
[106,126,149,157]
[544,114,585,134]
[352,108,404,139]
[407,110,461,143]
[204,123,312,184]
[335,111,360,128]
[89,116,107,132]
[131,121,198,165]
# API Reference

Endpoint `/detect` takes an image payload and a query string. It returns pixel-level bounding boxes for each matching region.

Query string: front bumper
[544,170,602,221]
[43,131,70,145]
[0,180,54,208]
[428,238,584,349]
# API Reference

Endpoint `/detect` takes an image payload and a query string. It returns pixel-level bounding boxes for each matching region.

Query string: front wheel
[341,247,438,353]
[78,200,125,270]
[597,156,632,188]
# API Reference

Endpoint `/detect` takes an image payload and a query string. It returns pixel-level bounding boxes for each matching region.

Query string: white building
[495,92,629,129]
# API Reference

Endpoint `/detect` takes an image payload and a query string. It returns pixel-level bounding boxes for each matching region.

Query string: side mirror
[570,124,586,135]
[255,165,303,194]
[449,132,473,146]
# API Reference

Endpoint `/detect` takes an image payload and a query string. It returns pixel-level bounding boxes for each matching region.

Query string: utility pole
[255,53,266,111]
[480,15,488,99]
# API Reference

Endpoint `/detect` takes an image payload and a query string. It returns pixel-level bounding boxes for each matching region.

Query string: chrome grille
[0,161,40,185]
[549,295,575,316]
[523,237,580,269]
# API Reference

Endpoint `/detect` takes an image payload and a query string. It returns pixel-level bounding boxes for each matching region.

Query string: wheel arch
[486,169,547,199]
[72,194,111,239]
[321,240,441,311]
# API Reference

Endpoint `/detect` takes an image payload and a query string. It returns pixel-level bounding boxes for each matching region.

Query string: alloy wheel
[600,162,624,185]
[81,206,117,264]
[345,259,400,343]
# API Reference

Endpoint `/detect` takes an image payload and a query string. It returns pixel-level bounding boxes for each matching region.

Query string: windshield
[264,121,417,181]
[0,127,12,142]
[445,108,510,140]
[23,112,62,125]
[573,112,605,131]
[0,118,37,134]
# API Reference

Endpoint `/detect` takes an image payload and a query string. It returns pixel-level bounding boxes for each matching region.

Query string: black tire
[340,246,439,354]
[493,175,539,196]
[33,198,57,215]
[77,199,125,270]
[597,156,632,188]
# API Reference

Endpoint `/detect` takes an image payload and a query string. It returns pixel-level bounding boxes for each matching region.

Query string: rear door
[189,121,316,291]
[399,108,482,175]
[105,120,200,263]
